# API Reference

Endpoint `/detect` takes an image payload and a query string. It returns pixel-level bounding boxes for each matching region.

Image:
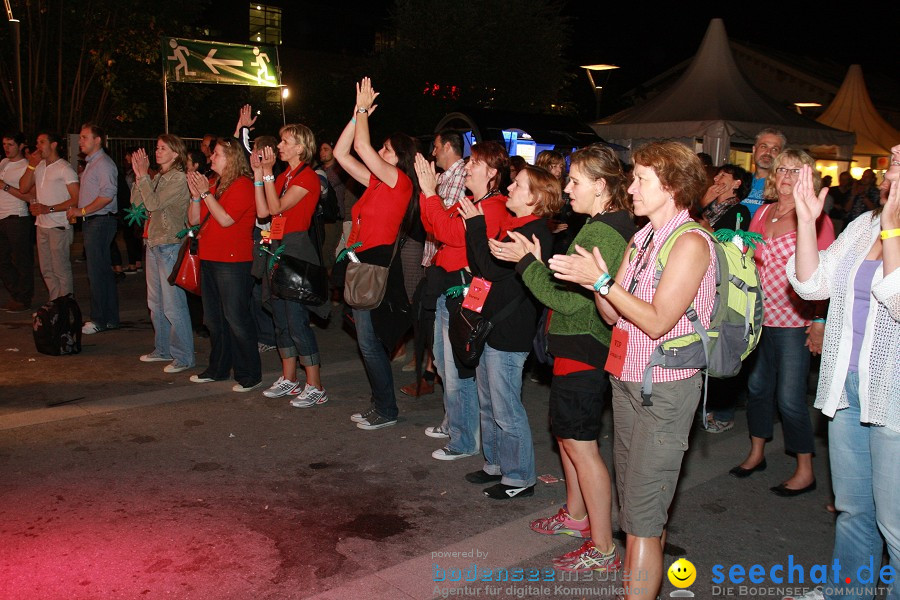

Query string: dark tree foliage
[0,0,206,136]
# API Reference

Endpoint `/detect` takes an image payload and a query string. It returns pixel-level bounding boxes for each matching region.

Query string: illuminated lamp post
[581,64,619,120]
[4,0,24,131]
[793,102,822,115]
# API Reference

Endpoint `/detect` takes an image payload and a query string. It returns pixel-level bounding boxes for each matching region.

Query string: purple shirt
[848,260,881,372]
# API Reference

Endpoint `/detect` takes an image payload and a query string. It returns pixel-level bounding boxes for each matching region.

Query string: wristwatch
[597,279,614,296]
[357,106,368,114]
[199,191,211,200]
[49,206,55,213]
[2,184,9,192]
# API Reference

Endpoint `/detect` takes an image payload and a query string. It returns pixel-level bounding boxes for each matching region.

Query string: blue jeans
[476,345,534,487]
[271,296,320,365]
[146,244,194,367]
[746,326,814,454]
[200,260,260,386]
[827,371,900,600]
[433,295,479,454]
[82,215,119,327]
[352,308,397,419]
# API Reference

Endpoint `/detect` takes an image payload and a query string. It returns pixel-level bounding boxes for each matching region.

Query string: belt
[82,213,116,221]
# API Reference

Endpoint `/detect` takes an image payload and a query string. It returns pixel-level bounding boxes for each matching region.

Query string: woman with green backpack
[550,141,715,600]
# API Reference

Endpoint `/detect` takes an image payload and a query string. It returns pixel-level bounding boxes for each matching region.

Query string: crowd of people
[2,78,898,600]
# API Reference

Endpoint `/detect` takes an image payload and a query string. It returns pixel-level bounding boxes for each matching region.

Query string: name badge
[461,276,492,313]
[604,326,629,379]
[269,215,287,240]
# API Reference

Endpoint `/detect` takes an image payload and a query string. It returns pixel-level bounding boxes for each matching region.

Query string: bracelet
[26,165,36,171]
[191,198,201,203]
[592,272,612,292]
[812,318,826,324]
[881,228,900,240]
[253,181,264,187]
[262,174,275,183]
[81,207,86,217]
[351,118,357,124]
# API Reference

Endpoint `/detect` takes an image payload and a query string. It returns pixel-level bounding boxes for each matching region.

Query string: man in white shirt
[19,132,80,301]
[0,132,35,311]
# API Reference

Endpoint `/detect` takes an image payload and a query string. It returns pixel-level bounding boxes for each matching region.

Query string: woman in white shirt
[788,144,900,600]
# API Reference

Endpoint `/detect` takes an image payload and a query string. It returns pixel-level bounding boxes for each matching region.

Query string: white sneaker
[425,425,450,438]
[163,362,192,374]
[140,353,171,362]
[290,384,328,408]
[82,321,104,335]
[190,374,216,383]
[233,381,263,393]
[262,376,298,398]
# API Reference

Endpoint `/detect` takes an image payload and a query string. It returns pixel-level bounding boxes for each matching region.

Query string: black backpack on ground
[33,294,82,355]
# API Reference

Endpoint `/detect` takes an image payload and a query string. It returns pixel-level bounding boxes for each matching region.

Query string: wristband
[191,198,201,203]
[262,174,275,182]
[253,181,264,187]
[81,208,86,217]
[812,318,826,324]
[27,165,36,171]
[592,272,612,292]
[351,118,357,124]
[881,228,900,240]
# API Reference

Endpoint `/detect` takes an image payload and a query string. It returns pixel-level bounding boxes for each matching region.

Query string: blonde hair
[279,124,316,164]
[213,138,251,197]
[763,149,820,200]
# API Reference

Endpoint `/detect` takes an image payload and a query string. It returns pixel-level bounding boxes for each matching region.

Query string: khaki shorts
[612,373,701,538]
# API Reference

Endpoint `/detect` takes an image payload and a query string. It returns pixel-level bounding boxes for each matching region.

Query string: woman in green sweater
[489,144,635,572]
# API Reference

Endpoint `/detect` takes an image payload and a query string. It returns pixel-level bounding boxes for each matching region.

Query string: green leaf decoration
[175,224,200,240]
[124,203,149,227]
[336,241,362,263]
[445,285,468,298]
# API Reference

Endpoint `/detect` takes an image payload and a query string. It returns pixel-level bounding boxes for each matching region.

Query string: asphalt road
[0,240,862,600]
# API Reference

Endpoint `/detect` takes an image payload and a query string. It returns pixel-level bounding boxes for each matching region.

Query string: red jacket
[420,192,508,272]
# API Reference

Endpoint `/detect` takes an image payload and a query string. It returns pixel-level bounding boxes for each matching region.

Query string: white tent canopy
[591,19,856,164]
[815,65,900,157]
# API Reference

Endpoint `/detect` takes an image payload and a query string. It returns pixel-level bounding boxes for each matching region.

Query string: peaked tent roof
[591,19,855,156]
[815,65,900,156]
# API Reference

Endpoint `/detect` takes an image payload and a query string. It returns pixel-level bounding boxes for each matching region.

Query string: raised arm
[352,77,398,188]
[333,111,372,188]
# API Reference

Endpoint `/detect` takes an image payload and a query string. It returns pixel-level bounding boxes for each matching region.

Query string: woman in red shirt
[333,77,419,430]
[251,124,327,407]
[186,138,261,392]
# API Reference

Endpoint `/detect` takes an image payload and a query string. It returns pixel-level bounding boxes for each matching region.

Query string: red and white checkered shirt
[422,158,468,267]
[749,204,834,328]
[615,210,717,383]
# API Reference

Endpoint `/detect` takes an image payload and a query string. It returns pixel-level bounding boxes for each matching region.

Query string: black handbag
[448,293,524,369]
[269,250,328,305]
[268,166,329,306]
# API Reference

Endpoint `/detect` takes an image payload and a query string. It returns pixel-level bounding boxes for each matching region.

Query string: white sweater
[787,213,900,432]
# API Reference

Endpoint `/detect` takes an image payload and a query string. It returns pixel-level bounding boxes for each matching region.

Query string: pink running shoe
[529,507,590,538]
[553,540,622,573]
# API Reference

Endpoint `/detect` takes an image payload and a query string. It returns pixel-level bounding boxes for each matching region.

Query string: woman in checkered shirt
[731,149,834,497]
[550,141,715,600]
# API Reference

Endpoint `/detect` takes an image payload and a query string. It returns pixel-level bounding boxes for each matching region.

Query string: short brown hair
[470,141,510,193]
[520,165,564,218]
[764,149,820,200]
[279,123,316,164]
[631,141,707,210]
[570,144,632,214]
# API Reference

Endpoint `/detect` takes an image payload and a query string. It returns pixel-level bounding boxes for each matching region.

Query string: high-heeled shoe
[729,458,767,478]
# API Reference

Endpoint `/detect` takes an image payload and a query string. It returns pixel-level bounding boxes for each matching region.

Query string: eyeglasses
[776,167,801,176]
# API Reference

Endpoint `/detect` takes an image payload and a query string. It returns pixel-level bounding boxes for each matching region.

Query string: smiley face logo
[667,558,697,588]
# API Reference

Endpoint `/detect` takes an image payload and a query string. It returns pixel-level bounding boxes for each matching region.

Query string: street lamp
[581,64,619,120]
[4,0,24,131]
[793,102,822,115]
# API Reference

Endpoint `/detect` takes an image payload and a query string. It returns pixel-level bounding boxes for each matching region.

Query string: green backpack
[637,222,764,424]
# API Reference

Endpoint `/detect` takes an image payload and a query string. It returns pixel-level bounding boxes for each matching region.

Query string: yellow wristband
[27,165,36,171]
[81,208,86,217]
[881,228,900,240]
